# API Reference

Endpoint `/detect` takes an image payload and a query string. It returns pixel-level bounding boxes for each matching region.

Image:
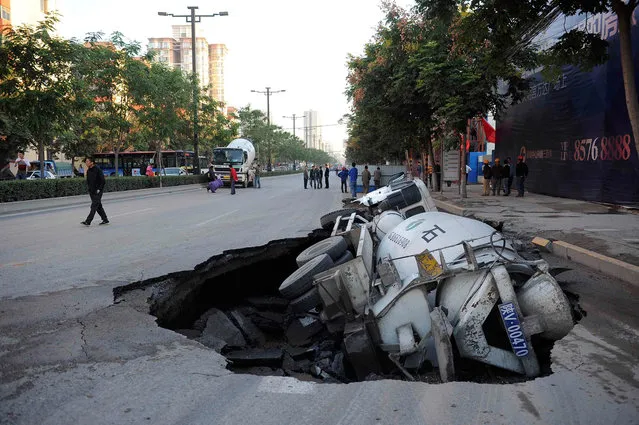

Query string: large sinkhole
[114,231,585,385]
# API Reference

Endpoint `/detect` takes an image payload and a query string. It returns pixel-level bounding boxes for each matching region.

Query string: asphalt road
[1,174,638,424]
[0,173,344,299]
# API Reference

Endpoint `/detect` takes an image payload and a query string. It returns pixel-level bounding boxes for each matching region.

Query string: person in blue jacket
[348,162,358,199]
[338,166,348,193]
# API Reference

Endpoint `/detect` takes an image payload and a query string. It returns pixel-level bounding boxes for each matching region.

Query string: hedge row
[0,170,302,202]
[0,175,207,202]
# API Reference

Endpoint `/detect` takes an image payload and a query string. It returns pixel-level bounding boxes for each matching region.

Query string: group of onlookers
[481,156,528,197]
[303,164,331,190]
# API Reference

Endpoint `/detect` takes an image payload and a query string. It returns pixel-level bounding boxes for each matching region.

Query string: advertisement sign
[495,10,639,205]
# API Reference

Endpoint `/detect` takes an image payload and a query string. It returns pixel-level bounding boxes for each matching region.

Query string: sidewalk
[430,181,639,284]
[0,183,202,216]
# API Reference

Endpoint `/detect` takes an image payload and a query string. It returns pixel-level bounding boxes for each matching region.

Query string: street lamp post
[251,87,285,170]
[283,113,305,138]
[158,7,228,175]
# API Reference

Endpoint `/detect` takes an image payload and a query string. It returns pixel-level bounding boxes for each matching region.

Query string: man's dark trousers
[86,192,107,223]
[325,174,329,189]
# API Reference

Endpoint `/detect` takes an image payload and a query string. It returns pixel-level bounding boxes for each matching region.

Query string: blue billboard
[496,10,639,206]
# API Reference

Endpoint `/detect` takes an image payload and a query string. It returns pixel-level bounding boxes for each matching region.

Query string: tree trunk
[38,140,45,179]
[114,147,119,178]
[461,119,469,198]
[614,1,639,161]
[428,135,439,192]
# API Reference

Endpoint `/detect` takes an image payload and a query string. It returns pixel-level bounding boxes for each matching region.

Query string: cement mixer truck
[212,138,256,188]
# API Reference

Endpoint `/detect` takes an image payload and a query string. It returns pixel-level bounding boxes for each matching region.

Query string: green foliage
[0,175,206,202]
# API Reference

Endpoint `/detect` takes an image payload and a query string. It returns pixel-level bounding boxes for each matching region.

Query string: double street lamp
[251,87,285,170]
[282,113,305,139]
[158,6,228,175]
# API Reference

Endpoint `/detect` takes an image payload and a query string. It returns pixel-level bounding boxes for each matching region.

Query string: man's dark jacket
[86,165,105,193]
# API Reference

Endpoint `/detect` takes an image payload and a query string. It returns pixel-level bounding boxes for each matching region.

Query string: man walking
[324,164,330,189]
[230,166,238,195]
[373,166,382,189]
[338,166,348,193]
[491,158,503,196]
[516,156,528,197]
[14,150,30,180]
[303,165,309,189]
[362,165,371,194]
[349,162,358,199]
[482,159,491,196]
[506,156,514,195]
[81,157,109,226]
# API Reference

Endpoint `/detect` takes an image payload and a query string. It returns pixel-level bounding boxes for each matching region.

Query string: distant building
[1,0,57,30]
[148,25,227,110]
[304,110,322,151]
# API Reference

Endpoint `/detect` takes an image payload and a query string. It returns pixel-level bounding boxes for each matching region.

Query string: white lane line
[109,208,153,218]
[196,209,238,227]
[583,228,619,232]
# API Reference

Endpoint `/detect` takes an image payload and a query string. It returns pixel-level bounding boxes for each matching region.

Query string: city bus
[92,151,208,176]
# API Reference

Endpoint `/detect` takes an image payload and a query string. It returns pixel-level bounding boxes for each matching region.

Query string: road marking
[196,210,238,227]
[0,260,34,269]
[109,208,153,218]
[583,228,619,232]
[257,376,316,394]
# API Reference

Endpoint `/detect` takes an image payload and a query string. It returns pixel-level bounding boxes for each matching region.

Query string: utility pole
[158,7,228,175]
[461,118,470,198]
[251,87,285,170]
[283,113,305,138]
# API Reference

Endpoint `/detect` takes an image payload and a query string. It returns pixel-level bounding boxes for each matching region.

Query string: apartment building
[148,25,227,106]
[1,0,57,30]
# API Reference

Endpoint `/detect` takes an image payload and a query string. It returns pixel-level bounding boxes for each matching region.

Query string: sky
[54,0,416,158]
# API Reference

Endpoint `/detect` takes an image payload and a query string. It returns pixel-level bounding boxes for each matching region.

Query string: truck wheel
[319,208,360,230]
[290,287,322,313]
[296,236,348,267]
[279,254,334,299]
[333,250,353,266]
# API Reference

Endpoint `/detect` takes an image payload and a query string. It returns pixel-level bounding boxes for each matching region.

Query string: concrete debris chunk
[245,296,290,311]
[286,318,324,346]
[201,309,247,348]
[230,310,266,346]
[196,334,228,353]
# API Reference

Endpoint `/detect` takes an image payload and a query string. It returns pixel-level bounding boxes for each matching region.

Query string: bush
[0,174,207,203]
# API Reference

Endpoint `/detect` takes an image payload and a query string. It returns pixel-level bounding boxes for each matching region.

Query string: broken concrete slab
[202,309,246,348]
[196,334,228,353]
[175,329,202,339]
[245,296,290,311]
[285,318,325,346]
[193,307,220,331]
[225,348,283,367]
[230,310,266,346]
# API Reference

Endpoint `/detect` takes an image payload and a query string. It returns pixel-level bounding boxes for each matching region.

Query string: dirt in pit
[115,232,585,385]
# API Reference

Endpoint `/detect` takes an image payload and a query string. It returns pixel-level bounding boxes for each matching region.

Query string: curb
[532,238,639,287]
[434,199,468,216]
[0,184,202,217]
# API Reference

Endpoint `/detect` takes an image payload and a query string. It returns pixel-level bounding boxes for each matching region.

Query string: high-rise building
[148,25,227,106]
[1,0,57,30]
[304,110,322,151]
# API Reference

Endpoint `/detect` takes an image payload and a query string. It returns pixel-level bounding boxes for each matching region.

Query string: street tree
[0,15,85,176]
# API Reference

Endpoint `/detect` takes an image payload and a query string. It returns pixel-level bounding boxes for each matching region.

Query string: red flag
[482,118,496,143]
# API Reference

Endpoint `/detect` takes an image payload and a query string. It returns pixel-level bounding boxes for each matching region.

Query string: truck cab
[212,138,256,188]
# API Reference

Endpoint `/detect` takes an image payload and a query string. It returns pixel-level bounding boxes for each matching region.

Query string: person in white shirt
[14,151,30,179]
[465,164,472,184]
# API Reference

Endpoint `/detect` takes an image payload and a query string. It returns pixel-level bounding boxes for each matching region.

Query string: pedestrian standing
[465,164,472,184]
[482,159,491,196]
[338,166,348,193]
[146,163,155,179]
[324,164,330,189]
[303,165,309,189]
[349,162,358,199]
[506,156,514,195]
[14,151,30,180]
[502,159,511,196]
[254,163,261,188]
[317,165,323,188]
[491,158,503,196]
[373,166,382,189]
[417,161,423,180]
[230,166,238,195]
[362,165,371,194]
[516,156,528,197]
[81,157,109,226]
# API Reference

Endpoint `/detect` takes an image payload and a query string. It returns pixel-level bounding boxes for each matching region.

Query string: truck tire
[333,250,354,266]
[279,254,334,299]
[319,208,360,230]
[296,236,348,267]
[290,287,322,313]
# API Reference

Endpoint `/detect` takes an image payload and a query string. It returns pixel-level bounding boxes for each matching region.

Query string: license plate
[498,302,529,357]
[222,176,229,179]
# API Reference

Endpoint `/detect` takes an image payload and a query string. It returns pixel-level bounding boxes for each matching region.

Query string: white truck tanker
[279,176,575,382]
[212,138,256,188]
